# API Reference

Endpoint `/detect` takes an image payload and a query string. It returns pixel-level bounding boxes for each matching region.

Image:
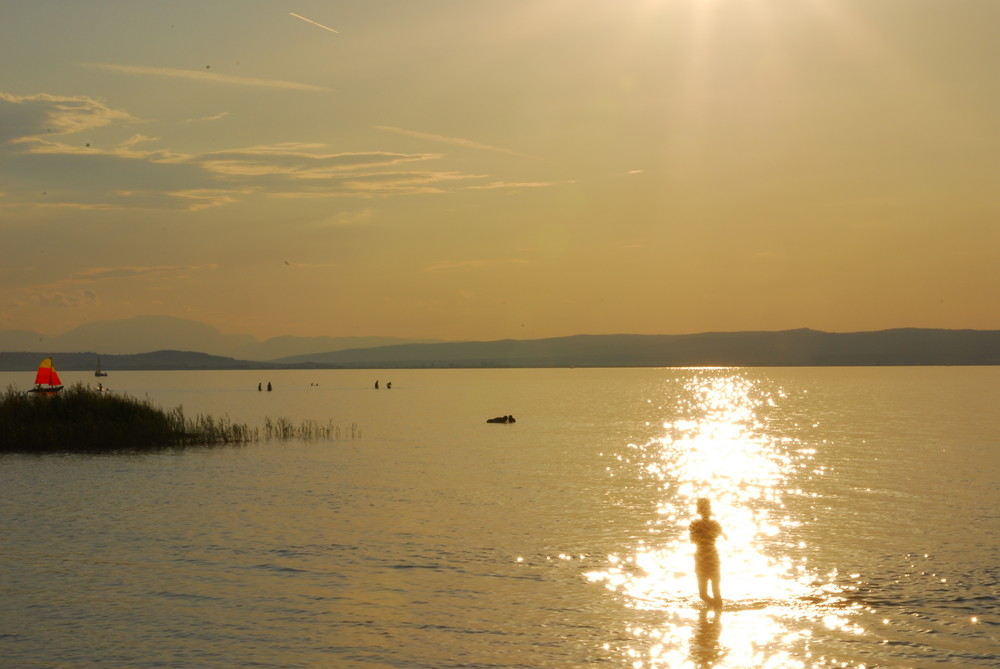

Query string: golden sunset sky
[2,0,998,341]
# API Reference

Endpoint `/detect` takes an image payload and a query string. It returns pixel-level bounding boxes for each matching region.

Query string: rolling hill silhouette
[2,324,998,370]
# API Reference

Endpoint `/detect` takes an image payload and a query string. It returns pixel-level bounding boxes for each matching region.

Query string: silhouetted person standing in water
[690,497,725,608]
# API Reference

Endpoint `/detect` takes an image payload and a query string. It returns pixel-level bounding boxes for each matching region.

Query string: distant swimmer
[267,382,272,392]
[375,380,379,389]
[386,381,391,389]
[258,382,262,392]
[690,498,726,608]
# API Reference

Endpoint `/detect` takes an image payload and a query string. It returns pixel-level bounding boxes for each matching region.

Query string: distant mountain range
[1,318,998,371]
[0,315,437,361]
[0,350,282,372]
[269,328,1000,368]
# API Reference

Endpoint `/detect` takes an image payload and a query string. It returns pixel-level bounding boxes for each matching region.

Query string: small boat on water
[95,355,108,377]
[29,357,64,394]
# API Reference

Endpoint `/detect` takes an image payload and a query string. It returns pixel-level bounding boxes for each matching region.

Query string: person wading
[689,497,726,608]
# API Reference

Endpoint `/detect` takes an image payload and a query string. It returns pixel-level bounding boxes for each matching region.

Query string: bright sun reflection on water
[587,372,862,668]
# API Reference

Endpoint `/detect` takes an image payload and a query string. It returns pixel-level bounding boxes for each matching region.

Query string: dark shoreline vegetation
[0,384,359,453]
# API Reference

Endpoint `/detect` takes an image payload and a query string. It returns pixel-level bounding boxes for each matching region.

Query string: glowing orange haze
[1,1,997,340]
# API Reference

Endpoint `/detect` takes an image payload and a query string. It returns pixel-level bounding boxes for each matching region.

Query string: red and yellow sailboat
[29,357,64,394]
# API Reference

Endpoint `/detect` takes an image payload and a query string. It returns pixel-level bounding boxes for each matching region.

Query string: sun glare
[586,372,860,667]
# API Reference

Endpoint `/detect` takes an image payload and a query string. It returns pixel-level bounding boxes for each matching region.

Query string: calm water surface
[1,367,998,668]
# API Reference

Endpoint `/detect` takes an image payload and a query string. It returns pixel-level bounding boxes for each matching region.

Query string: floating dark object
[486,415,515,424]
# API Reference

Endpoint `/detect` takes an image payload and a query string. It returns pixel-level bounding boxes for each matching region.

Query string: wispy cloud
[375,125,531,158]
[184,111,231,123]
[289,12,339,34]
[0,92,134,142]
[85,63,330,92]
[165,189,246,210]
[76,265,218,281]
[2,91,551,211]
[339,170,488,196]
[282,260,339,269]
[198,145,440,179]
[424,258,529,272]
[465,180,572,190]
[37,290,99,309]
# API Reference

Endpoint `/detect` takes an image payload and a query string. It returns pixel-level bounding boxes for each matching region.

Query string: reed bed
[0,384,359,453]
[262,417,361,440]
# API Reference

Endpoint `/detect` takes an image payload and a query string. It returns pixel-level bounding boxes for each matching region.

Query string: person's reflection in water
[690,608,725,668]
[690,497,726,608]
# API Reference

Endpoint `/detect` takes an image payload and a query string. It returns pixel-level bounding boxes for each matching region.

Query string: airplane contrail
[289,12,339,34]
[375,125,532,158]
[86,63,330,92]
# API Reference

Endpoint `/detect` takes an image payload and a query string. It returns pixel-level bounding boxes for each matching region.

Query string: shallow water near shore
[1,367,998,668]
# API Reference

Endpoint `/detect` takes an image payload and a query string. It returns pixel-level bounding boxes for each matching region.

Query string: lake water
[1,367,998,668]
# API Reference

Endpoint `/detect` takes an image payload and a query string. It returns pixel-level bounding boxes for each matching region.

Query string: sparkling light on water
[587,372,860,668]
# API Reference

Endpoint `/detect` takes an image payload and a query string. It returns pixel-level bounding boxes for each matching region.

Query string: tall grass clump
[0,384,359,453]
[0,384,256,453]
[263,417,361,440]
